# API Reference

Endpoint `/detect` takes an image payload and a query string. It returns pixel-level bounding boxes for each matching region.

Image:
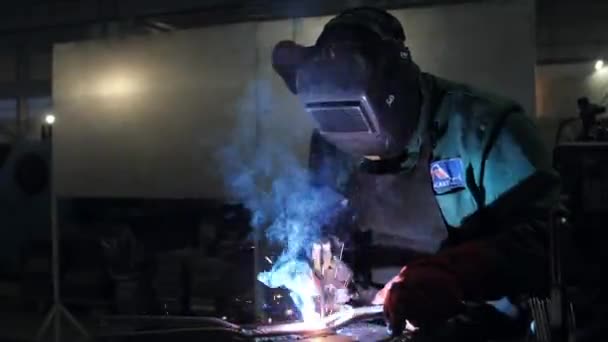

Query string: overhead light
[45,113,56,125]
[595,59,604,71]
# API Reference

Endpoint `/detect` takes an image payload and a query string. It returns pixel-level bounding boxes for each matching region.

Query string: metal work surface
[97,306,399,341]
[252,323,394,341]
[247,305,384,336]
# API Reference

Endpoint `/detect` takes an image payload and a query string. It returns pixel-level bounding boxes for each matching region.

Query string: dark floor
[0,281,100,342]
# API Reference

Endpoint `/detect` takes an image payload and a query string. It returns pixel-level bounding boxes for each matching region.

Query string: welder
[272,7,560,339]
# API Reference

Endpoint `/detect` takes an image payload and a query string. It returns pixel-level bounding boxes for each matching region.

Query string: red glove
[384,265,464,333]
[375,242,501,335]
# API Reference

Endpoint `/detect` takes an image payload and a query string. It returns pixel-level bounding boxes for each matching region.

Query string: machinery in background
[62,200,257,319]
[4,184,259,325]
[550,122,608,341]
[554,98,607,145]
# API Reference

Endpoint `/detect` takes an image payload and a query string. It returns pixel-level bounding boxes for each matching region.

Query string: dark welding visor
[294,43,406,156]
[306,101,372,133]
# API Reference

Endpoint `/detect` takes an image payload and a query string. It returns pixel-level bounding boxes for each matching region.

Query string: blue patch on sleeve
[430,158,465,193]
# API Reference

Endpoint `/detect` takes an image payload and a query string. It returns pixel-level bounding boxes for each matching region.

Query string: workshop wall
[53,0,535,199]
[536,62,608,148]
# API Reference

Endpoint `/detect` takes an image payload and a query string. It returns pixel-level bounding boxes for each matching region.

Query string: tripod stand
[35,121,90,341]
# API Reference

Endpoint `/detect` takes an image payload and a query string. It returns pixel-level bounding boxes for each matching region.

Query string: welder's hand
[377,265,465,335]
[372,268,405,305]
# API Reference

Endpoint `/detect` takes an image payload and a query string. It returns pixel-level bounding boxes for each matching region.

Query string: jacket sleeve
[413,107,561,301]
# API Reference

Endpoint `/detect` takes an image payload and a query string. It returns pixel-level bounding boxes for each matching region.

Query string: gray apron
[350,141,448,284]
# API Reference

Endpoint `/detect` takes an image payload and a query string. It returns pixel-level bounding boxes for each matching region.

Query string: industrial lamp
[595,59,604,72]
[45,113,56,125]
[41,113,55,140]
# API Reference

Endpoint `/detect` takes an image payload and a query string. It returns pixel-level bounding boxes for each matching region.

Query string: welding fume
[239,7,561,340]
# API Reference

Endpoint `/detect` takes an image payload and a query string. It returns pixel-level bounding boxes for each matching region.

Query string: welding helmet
[273,8,421,158]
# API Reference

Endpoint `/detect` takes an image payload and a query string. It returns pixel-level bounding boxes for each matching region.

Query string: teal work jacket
[310,73,560,298]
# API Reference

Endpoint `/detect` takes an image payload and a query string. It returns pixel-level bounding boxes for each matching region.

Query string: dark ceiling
[0,0,607,64]
[537,0,608,64]
[0,0,481,33]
